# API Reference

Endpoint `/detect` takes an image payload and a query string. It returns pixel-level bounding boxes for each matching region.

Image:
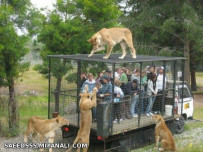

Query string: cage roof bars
[47,54,185,63]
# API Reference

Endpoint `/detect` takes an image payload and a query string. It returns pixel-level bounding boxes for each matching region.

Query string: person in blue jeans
[146,73,158,116]
[123,79,141,118]
[113,80,124,123]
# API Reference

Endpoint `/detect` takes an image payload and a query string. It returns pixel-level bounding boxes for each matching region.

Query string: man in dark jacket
[97,75,112,102]
[123,79,141,118]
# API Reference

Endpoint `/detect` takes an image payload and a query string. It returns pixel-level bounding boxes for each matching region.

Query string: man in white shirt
[153,67,167,114]
[157,67,167,91]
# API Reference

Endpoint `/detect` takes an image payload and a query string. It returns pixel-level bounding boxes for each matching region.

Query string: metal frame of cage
[47,54,185,137]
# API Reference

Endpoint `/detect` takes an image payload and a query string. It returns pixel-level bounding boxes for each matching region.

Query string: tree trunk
[54,77,62,112]
[8,78,18,129]
[190,70,197,91]
[190,43,197,91]
[183,39,191,84]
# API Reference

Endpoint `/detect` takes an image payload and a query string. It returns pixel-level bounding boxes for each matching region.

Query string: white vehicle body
[176,83,194,119]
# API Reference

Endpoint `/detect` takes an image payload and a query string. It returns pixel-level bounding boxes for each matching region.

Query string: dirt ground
[194,94,203,107]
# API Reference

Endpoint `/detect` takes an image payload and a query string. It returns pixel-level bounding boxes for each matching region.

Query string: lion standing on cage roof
[87,27,136,59]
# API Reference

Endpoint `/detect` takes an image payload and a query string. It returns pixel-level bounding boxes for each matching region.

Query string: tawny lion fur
[66,85,98,152]
[152,115,176,151]
[87,27,136,59]
[24,115,69,152]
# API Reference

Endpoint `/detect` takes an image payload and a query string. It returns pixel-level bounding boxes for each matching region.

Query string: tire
[174,116,185,134]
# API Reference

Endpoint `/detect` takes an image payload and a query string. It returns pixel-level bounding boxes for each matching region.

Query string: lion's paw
[103,56,109,59]
[119,56,124,59]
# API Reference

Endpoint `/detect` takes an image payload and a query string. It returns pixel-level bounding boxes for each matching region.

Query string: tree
[0,0,31,134]
[36,0,122,114]
[37,1,84,113]
[119,0,203,90]
[76,0,122,30]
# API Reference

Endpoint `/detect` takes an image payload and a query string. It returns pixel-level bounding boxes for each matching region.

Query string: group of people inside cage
[80,65,167,123]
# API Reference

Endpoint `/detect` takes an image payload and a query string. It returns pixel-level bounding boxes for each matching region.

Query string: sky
[30,0,56,10]
[17,0,56,35]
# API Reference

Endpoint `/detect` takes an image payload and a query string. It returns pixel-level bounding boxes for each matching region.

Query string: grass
[18,95,48,132]
[17,67,48,133]
[196,72,203,91]
[16,67,48,96]
[17,67,48,128]
[0,67,48,136]
[193,106,203,121]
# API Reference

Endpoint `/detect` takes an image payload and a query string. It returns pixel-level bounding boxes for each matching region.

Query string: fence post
[48,57,51,119]
[172,60,177,118]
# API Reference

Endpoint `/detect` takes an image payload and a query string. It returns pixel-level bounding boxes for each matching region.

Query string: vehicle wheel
[188,116,193,120]
[174,116,185,134]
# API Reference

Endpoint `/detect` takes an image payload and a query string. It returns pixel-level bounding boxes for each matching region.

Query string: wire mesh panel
[48,54,186,137]
[49,57,79,126]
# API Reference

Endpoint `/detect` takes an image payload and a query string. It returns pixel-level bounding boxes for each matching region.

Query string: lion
[152,115,176,151]
[24,115,69,152]
[66,86,98,152]
[87,27,136,59]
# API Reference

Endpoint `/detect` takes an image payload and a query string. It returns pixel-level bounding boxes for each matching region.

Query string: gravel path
[174,120,203,148]
[0,130,74,152]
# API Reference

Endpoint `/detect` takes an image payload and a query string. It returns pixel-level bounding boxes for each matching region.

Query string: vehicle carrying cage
[47,54,186,137]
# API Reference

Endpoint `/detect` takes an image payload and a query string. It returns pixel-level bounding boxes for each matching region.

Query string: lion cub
[87,27,136,59]
[24,115,69,152]
[152,115,176,151]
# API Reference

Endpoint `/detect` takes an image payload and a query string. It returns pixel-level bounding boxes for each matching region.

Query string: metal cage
[47,54,185,137]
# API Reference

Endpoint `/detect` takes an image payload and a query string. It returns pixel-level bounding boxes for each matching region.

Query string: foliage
[76,0,122,30]
[119,0,202,89]
[119,0,202,56]
[0,10,29,87]
[36,0,122,83]
[0,0,40,133]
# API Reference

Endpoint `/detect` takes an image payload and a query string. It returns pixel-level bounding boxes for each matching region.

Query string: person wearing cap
[97,75,112,102]
[105,69,113,82]
[123,79,141,118]
[146,73,158,116]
